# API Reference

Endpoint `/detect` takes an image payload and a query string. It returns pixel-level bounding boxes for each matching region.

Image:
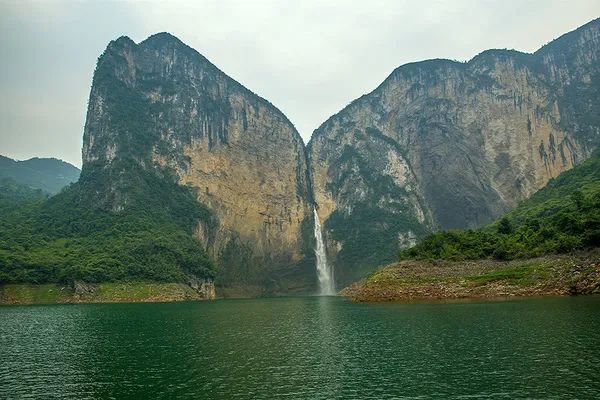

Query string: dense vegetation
[0,155,80,194]
[400,151,600,261]
[0,177,47,208]
[0,163,215,285]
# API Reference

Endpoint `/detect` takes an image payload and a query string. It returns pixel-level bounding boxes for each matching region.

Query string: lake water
[1,296,599,399]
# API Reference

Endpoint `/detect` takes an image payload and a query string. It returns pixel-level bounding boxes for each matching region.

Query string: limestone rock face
[308,19,600,286]
[82,33,314,295]
[81,20,599,293]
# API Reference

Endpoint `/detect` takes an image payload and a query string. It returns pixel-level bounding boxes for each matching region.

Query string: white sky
[0,0,598,167]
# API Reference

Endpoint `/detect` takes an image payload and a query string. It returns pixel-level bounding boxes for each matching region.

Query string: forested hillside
[0,164,215,285]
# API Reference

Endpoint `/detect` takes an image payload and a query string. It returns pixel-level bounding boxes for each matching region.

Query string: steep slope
[0,155,80,194]
[81,33,314,295]
[308,18,600,286]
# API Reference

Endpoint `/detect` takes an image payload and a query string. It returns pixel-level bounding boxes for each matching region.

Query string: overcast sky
[0,0,598,167]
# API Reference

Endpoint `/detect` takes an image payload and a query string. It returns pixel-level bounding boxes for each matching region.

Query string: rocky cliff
[308,18,600,286]
[82,33,315,295]
[78,20,600,293]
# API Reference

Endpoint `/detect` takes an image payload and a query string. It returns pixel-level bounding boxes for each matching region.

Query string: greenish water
[1,296,599,399]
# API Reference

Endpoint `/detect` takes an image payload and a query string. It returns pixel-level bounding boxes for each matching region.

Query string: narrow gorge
[65,18,600,294]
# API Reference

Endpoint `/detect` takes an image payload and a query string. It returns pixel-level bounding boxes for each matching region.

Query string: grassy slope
[509,151,600,222]
[399,151,600,261]
[342,251,599,302]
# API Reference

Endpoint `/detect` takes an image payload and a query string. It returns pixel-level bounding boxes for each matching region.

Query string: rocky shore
[340,251,600,302]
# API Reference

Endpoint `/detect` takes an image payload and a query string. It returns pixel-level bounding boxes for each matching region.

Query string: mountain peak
[140,32,186,49]
[106,35,135,51]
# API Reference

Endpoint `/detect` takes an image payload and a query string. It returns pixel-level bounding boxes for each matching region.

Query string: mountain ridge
[310,17,600,147]
[109,32,305,144]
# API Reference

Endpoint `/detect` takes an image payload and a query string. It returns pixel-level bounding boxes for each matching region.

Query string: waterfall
[313,207,335,295]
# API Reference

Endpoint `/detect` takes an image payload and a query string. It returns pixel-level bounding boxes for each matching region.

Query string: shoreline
[340,251,600,303]
[3,252,598,306]
[0,281,215,306]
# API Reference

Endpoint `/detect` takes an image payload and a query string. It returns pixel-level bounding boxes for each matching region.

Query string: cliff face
[308,19,600,286]
[82,33,314,295]
[80,20,599,293]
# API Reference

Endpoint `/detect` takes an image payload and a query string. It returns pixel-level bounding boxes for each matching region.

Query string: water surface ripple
[1,296,599,399]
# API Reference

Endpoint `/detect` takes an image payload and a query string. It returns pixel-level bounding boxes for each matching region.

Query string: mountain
[75,33,314,295]
[0,155,80,194]
[308,18,600,286]
[1,34,315,295]
[0,177,47,210]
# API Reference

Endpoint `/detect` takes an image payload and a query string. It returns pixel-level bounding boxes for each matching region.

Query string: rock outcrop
[308,18,600,286]
[82,33,314,295]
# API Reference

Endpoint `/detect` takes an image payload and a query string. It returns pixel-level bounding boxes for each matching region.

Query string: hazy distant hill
[0,155,80,194]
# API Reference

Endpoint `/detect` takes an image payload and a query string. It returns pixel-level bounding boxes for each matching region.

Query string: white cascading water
[313,207,335,295]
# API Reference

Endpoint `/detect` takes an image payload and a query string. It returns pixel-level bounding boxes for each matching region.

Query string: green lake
[1,296,599,399]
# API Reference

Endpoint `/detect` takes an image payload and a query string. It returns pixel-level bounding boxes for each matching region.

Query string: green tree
[571,190,585,211]
[497,217,513,235]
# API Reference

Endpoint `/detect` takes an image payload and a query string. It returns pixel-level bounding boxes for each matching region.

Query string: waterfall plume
[313,207,335,295]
